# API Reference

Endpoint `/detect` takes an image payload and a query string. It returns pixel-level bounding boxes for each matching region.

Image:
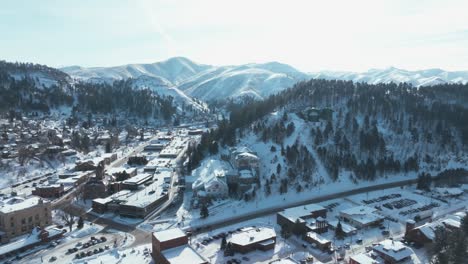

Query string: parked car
[49,256,57,262]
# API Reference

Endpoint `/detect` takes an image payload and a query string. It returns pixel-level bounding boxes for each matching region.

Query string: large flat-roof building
[229,227,276,254]
[0,196,51,243]
[339,206,384,229]
[152,228,207,264]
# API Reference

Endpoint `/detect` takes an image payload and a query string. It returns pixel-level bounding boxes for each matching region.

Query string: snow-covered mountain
[62,57,468,102]
[311,67,468,87]
[61,57,210,85]
[62,58,309,101]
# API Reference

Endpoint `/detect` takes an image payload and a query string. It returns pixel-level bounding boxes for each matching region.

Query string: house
[339,206,384,229]
[304,232,331,251]
[372,240,414,264]
[0,196,52,243]
[277,204,328,235]
[152,228,207,264]
[230,147,260,171]
[405,211,466,245]
[229,227,276,254]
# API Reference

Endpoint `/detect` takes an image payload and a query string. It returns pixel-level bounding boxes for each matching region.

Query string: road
[190,178,420,235]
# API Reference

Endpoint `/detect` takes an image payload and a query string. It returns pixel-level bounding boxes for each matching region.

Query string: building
[31,184,64,198]
[92,171,170,218]
[0,196,51,243]
[121,173,154,190]
[83,177,107,200]
[372,240,414,264]
[328,220,357,236]
[304,231,331,251]
[152,228,207,264]
[277,204,328,235]
[230,147,260,171]
[229,227,276,254]
[339,206,384,229]
[405,211,466,245]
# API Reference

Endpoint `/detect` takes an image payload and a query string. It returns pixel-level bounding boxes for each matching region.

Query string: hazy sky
[1,0,468,72]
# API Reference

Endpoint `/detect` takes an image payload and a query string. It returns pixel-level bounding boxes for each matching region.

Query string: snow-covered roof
[154,228,186,242]
[122,173,153,185]
[229,227,276,246]
[350,253,380,264]
[0,196,44,214]
[329,220,357,234]
[162,245,206,264]
[192,159,228,190]
[279,203,326,222]
[340,206,384,226]
[373,240,413,262]
[235,152,259,160]
[306,232,330,244]
[434,187,464,196]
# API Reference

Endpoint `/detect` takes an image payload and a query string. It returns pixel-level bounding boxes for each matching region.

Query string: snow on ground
[83,244,153,264]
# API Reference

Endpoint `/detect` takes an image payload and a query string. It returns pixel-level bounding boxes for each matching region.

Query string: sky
[1,0,468,72]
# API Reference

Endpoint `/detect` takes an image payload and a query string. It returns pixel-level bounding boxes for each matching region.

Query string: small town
[2,1,468,263]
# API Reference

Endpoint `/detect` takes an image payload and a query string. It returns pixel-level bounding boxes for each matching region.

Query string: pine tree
[200,204,209,219]
[335,221,345,240]
[77,217,84,229]
[220,236,227,250]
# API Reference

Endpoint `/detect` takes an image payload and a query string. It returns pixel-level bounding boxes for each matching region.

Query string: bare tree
[57,209,76,232]
[18,146,35,166]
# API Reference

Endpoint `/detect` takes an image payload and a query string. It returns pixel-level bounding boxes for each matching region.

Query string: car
[379,226,386,230]
[87,251,93,256]
[91,236,97,241]
[49,256,57,262]
[242,256,250,261]
[76,242,83,247]
[105,245,110,250]
[302,243,307,248]
[356,238,363,244]
[93,249,99,254]
[68,248,76,254]
[100,236,107,242]
[75,253,81,259]
[99,247,104,252]
[382,230,390,236]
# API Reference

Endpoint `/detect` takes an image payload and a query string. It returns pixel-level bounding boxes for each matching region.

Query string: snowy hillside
[311,67,468,87]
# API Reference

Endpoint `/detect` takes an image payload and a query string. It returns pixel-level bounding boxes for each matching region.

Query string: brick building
[0,196,52,243]
[152,228,207,264]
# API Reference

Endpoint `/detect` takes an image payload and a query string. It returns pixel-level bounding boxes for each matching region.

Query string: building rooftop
[229,227,276,246]
[340,206,384,226]
[350,253,380,264]
[279,203,326,222]
[306,232,330,244]
[162,245,206,264]
[122,173,153,185]
[373,240,413,262]
[154,228,186,243]
[0,196,45,214]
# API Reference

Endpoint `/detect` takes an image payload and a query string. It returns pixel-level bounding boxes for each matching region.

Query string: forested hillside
[0,61,177,121]
[194,79,468,191]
